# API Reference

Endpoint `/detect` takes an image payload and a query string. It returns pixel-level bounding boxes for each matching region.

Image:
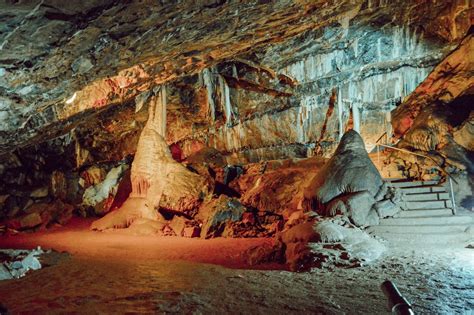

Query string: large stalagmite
[303,130,400,226]
[91,87,210,231]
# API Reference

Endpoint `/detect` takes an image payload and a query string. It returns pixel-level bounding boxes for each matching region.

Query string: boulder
[82,163,128,215]
[278,220,386,271]
[0,264,11,281]
[373,199,401,219]
[243,241,285,266]
[0,247,44,279]
[9,200,74,230]
[238,157,326,215]
[19,212,43,229]
[30,187,49,198]
[343,191,379,227]
[280,221,322,244]
[198,195,246,238]
[169,216,187,236]
[183,226,201,238]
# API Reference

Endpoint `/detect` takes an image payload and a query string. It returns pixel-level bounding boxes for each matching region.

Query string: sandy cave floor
[0,218,473,314]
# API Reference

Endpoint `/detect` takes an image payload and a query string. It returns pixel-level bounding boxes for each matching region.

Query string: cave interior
[0,0,473,313]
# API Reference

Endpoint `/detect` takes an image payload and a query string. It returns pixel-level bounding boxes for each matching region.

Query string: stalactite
[318,89,337,145]
[232,64,238,78]
[219,75,234,126]
[352,102,360,133]
[202,68,216,122]
[147,85,167,137]
[198,24,440,161]
[337,88,345,140]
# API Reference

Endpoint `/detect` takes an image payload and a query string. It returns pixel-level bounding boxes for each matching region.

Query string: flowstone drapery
[91,86,210,231]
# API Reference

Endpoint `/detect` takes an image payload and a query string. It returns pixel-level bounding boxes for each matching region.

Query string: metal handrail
[375,131,388,145]
[373,134,457,215]
[376,143,458,184]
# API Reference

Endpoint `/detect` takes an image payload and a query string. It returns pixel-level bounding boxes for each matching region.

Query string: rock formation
[91,87,210,231]
[303,130,400,227]
[0,1,470,272]
[242,215,387,272]
[388,31,473,209]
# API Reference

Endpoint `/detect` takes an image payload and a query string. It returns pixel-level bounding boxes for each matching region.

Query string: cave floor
[0,218,473,314]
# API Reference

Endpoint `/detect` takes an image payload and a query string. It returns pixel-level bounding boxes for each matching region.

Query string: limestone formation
[304,130,382,225]
[303,130,400,227]
[236,158,326,215]
[385,33,473,205]
[0,0,469,268]
[305,130,383,204]
[6,200,74,231]
[277,220,386,271]
[91,87,211,231]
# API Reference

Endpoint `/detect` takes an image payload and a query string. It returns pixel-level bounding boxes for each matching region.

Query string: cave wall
[0,1,472,223]
[169,22,451,164]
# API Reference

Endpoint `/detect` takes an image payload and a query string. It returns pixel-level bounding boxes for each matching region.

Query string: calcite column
[130,85,167,200]
[91,85,210,231]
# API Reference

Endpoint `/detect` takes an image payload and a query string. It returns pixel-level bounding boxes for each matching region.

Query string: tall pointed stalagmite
[91,86,211,231]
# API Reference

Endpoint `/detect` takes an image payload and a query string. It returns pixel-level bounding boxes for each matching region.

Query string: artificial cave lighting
[0,1,472,313]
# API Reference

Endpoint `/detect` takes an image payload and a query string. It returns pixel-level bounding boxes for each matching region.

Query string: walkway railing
[374,132,457,215]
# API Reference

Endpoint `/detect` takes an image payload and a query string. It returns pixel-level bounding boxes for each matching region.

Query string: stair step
[389,180,438,188]
[371,232,473,244]
[405,200,452,210]
[404,192,450,201]
[368,224,471,234]
[396,209,453,217]
[401,186,446,194]
[380,216,473,226]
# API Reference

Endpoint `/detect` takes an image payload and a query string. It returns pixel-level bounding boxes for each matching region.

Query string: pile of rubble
[0,247,44,280]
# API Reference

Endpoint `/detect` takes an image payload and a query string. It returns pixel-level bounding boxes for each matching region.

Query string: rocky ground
[0,218,472,314]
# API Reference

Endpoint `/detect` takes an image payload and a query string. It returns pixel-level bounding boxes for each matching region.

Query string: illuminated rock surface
[91,87,210,231]
[0,1,472,312]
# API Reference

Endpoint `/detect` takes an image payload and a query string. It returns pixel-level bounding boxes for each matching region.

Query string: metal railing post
[375,143,458,184]
[377,145,380,169]
[374,131,457,216]
[448,177,456,215]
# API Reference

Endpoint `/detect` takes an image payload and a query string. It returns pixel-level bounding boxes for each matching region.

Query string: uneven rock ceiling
[0,0,471,156]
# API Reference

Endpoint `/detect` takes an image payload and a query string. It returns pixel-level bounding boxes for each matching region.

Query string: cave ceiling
[0,0,471,156]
